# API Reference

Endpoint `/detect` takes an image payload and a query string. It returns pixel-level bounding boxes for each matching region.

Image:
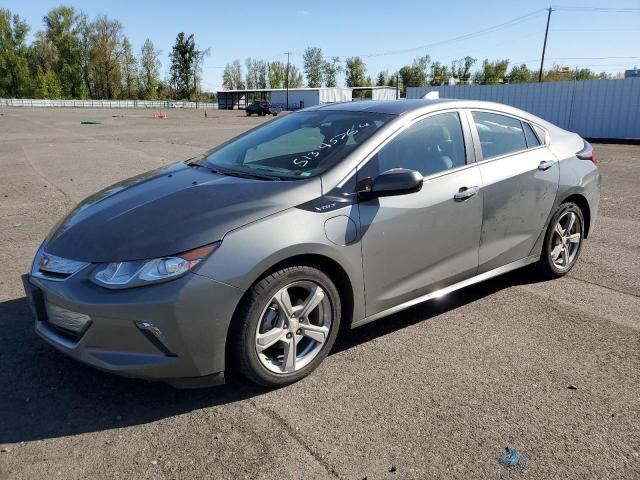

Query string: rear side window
[472,112,527,160]
[523,122,541,148]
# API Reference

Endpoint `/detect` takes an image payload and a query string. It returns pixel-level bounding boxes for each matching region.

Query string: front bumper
[22,269,243,387]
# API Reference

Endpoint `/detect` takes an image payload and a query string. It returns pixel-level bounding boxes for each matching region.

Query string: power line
[552,27,640,31]
[552,6,640,12]
[326,9,547,59]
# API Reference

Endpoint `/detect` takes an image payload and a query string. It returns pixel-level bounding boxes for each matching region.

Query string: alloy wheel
[255,281,332,374]
[549,210,582,270]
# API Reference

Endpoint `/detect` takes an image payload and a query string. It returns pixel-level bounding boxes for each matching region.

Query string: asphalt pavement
[0,108,638,479]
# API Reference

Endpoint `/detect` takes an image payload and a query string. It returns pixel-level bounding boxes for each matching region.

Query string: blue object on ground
[498,446,526,470]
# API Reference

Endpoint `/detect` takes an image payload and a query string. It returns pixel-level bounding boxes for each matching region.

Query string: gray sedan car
[22,99,600,388]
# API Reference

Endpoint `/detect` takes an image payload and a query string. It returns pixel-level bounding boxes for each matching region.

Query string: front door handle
[538,160,556,171]
[454,186,480,201]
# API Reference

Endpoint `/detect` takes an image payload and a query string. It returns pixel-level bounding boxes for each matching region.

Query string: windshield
[202,110,393,179]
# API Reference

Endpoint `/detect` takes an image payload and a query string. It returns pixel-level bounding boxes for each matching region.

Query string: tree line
[1,7,623,100]
[223,47,621,96]
[0,7,212,100]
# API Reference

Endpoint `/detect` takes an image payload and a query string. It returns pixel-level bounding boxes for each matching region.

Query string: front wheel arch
[224,254,355,373]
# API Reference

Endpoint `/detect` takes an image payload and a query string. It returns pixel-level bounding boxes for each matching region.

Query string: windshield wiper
[209,166,281,181]
[187,160,281,180]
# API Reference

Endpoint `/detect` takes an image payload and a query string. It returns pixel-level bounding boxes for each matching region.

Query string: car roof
[304,99,458,115]
[300,98,559,131]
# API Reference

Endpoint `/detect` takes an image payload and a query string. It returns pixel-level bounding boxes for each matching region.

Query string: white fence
[0,98,218,109]
[407,78,640,139]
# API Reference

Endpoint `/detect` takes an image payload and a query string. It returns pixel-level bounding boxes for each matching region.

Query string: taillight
[577,141,597,165]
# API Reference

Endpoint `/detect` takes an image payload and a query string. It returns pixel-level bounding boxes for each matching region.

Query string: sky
[5,0,640,90]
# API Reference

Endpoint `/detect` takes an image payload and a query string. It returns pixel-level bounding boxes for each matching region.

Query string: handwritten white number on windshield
[291,123,371,168]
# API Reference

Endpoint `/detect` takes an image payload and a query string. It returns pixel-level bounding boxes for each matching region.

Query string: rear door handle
[454,186,480,201]
[538,160,556,171]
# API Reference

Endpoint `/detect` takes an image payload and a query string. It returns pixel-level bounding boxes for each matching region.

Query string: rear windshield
[202,110,393,179]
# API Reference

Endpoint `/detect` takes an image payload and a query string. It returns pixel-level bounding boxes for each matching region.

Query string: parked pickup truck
[245,100,279,116]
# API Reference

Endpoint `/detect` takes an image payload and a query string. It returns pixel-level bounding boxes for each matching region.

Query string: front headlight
[90,242,220,289]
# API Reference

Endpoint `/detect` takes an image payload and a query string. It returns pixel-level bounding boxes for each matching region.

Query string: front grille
[32,247,89,282]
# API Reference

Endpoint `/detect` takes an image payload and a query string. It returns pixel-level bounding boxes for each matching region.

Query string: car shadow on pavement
[0,268,547,444]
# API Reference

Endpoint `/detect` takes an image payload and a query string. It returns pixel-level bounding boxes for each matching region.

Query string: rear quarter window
[523,122,541,148]
[472,111,527,160]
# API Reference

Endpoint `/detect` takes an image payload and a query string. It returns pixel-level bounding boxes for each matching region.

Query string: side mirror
[358,168,423,199]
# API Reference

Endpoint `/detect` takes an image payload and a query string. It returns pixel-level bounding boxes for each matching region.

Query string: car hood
[44,162,321,263]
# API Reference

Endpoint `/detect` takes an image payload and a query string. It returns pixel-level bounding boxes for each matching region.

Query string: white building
[217,87,352,110]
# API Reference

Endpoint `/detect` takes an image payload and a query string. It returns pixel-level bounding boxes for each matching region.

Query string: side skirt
[352,255,539,328]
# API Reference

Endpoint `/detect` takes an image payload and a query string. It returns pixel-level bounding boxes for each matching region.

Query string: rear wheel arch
[559,193,591,238]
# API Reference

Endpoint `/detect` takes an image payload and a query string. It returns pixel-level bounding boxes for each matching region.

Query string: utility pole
[284,52,291,110]
[396,72,399,100]
[538,7,553,82]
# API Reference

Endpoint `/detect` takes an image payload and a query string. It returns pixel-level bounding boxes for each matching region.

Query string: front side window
[362,112,466,178]
[202,111,392,179]
[472,111,527,160]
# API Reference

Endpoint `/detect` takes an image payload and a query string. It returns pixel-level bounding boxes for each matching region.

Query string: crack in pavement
[248,399,342,479]
[567,273,640,299]
[19,145,74,209]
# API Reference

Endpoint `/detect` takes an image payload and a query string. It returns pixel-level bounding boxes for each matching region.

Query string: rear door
[467,110,559,273]
[357,110,483,317]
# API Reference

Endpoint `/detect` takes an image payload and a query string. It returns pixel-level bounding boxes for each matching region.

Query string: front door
[357,111,483,317]
[468,110,559,273]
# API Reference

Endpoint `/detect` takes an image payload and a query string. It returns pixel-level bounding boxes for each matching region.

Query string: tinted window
[472,112,527,159]
[369,112,466,178]
[533,125,547,144]
[202,111,392,179]
[523,122,541,147]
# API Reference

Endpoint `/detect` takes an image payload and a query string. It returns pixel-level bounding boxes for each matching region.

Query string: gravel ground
[0,108,638,480]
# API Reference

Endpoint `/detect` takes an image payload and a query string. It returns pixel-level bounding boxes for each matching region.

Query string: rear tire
[537,202,585,278]
[230,265,341,387]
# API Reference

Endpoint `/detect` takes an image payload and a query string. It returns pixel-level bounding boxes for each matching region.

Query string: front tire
[537,202,585,278]
[231,265,341,387]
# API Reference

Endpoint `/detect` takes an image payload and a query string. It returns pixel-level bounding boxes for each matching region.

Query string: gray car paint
[25,99,600,385]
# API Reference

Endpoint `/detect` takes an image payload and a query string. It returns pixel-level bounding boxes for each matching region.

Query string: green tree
[323,56,342,87]
[138,38,160,99]
[89,14,123,99]
[451,56,476,84]
[376,70,389,86]
[430,62,449,86]
[508,64,535,83]
[169,32,197,99]
[120,37,137,98]
[303,47,323,87]
[0,9,32,97]
[398,55,431,93]
[43,6,85,98]
[36,69,63,98]
[475,59,509,84]
[29,30,56,76]
[245,57,257,89]
[267,61,285,88]
[286,64,303,88]
[192,46,210,101]
[345,56,367,87]
[572,68,598,81]
[256,59,268,89]
[77,13,94,98]
[222,59,244,89]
